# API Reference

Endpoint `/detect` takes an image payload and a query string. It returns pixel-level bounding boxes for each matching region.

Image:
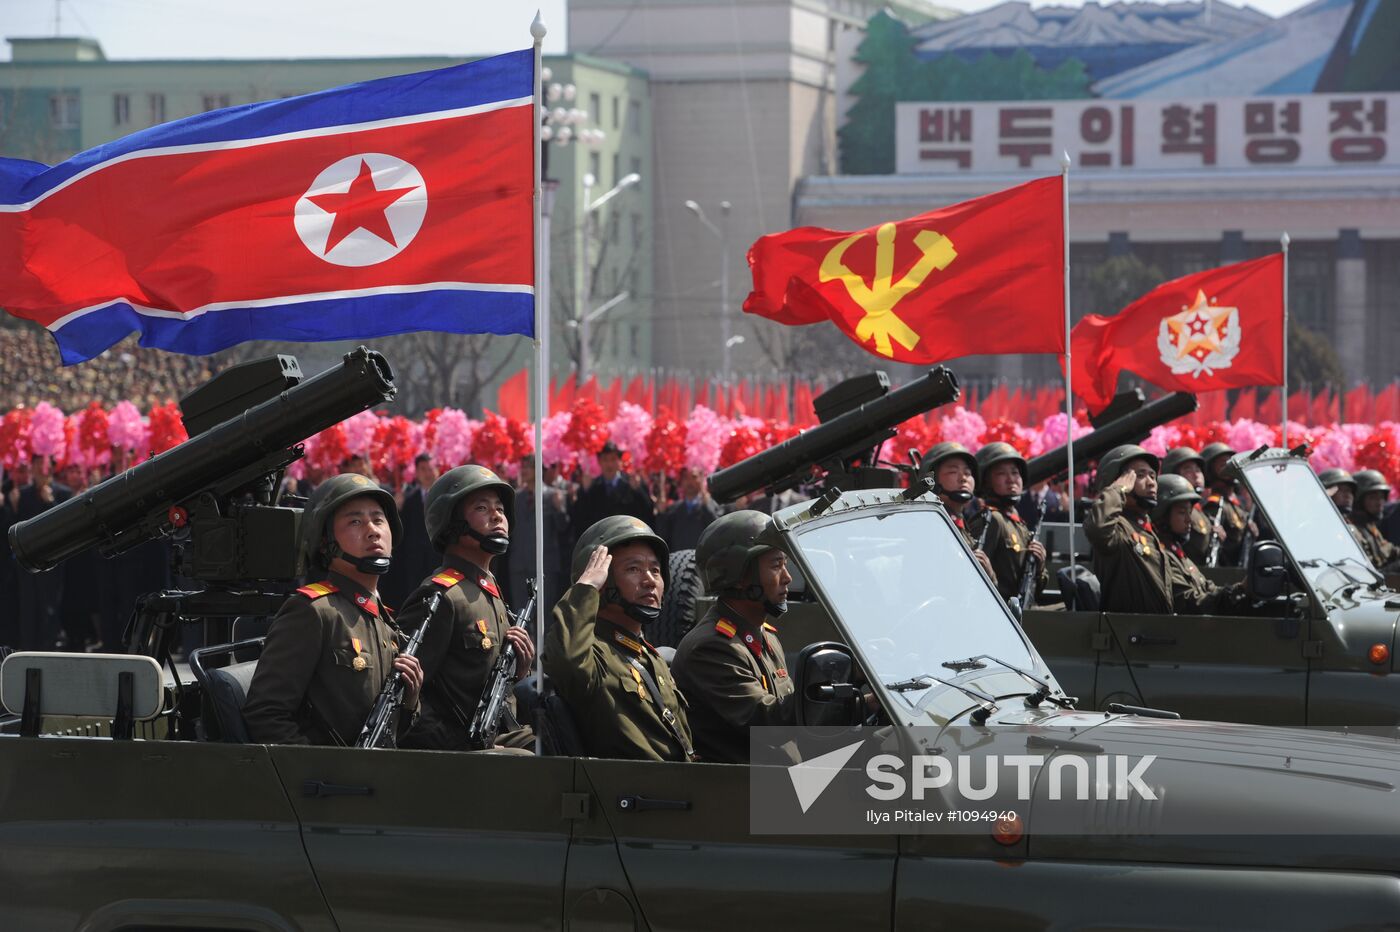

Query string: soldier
[672,510,796,763]
[1162,446,1220,565]
[545,516,694,761]
[1084,445,1172,614]
[244,474,423,746]
[1151,474,1248,615]
[1319,468,1357,517]
[921,442,996,582]
[396,466,535,751]
[1350,470,1400,573]
[1200,442,1250,566]
[968,442,1047,605]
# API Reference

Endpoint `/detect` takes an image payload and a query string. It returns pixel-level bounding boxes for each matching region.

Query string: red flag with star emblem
[743,176,1064,363]
[1070,254,1284,415]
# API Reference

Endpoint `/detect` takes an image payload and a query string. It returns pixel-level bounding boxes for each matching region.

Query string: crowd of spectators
[0,328,221,412]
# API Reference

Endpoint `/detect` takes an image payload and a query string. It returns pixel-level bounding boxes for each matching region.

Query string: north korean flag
[0,49,535,364]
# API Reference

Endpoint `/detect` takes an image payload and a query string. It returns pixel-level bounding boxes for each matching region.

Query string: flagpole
[1280,232,1290,448]
[531,11,547,759]
[1060,151,1076,575]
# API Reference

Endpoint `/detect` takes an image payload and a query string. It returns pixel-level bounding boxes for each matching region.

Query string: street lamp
[579,172,642,380]
[685,199,733,381]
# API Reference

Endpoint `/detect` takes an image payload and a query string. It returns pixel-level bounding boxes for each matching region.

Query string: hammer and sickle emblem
[818,223,957,357]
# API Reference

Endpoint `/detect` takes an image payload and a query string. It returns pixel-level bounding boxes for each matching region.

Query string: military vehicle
[3,358,1400,930]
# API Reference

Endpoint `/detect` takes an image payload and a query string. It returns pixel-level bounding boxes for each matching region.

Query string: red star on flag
[308,159,418,253]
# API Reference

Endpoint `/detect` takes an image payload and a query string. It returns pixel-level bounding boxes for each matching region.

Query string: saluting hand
[578,545,612,591]
[505,626,535,678]
[394,653,423,707]
[1114,472,1136,493]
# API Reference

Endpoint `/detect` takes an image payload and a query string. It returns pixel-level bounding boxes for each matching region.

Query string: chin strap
[324,538,392,576]
[985,493,1023,509]
[466,526,511,555]
[935,484,974,504]
[1133,494,1159,511]
[604,586,660,625]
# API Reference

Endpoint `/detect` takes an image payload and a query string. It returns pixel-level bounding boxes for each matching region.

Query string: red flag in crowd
[744,176,1065,364]
[1070,254,1284,415]
[496,368,529,422]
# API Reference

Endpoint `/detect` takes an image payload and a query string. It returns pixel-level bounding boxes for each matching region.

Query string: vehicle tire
[654,549,702,648]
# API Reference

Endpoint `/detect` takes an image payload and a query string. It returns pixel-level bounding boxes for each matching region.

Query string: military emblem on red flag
[1071,254,1284,415]
[743,176,1065,365]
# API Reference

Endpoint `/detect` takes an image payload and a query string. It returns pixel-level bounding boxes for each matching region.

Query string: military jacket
[672,601,796,763]
[244,571,412,746]
[545,584,693,762]
[1086,486,1176,614]
[968,504,1045,603]
[397,553,532,751]
[1157,535,1246,616]
[1351,512,1400,573]
[1184,503,1213,566]
[1202,489,1248,567]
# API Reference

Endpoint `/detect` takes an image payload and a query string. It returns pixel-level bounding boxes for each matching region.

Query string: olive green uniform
[397,553,533,751]
[953,514,997,587]
[1184,503,1213,565]
[1202,489,1248,566]
[1086,486,1175,614]
[671,601,795,763]
[244,571,414,746]
[1157,533,1248,615]
[1351,511,1400,572]
[545,583,693,761]
[968,504,1044,603]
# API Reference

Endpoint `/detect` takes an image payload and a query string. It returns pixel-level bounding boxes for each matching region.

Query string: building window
[631,211,643,249]
[609,212,620,245]
[112,93,130,126]
[612,152,620,187]
[589,92,601,126]
[630,323,639,356]
[148,93,166,124]
[49,93,79,129]
[588,151,601,183]
[628,99,641,135]
[630,157,642,188]
[201,93,231,112]
[612,96,620,129]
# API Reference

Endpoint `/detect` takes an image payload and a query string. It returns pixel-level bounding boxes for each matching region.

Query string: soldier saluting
[545,517,694,762]
[396,465,535,751]
[672,511,796,763]
[968,442,1047,605]
[244,474,423,746]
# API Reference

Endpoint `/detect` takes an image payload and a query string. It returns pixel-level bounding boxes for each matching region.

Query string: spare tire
[653,549,702,648]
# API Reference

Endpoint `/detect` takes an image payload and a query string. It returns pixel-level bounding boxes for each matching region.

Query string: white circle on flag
[294,152,428,267]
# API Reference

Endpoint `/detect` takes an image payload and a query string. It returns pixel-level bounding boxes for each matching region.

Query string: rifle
[357,590,442,750]
[1017,495,1049,610]
[1239,505,1259,569]
[467,579,536,750]
[1206,497,1226,568]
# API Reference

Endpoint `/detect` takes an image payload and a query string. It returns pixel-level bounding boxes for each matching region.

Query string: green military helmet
[300,473,402,572]
[1199,442,1236,469]
[1318,468,1356,492]
[695,509,781,596]
[1152,473,1201,526]
[425,464,516,552]
[921,441,978,482]
[570,515,671,588]
[1353,469,1392,498]
[1096,444,1160,492]
[1162,446,1207,477]
[973,442,1027,494]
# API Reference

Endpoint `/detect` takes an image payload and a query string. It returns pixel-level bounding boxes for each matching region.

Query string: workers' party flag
[743,176,1065,364]
[1071,254,1285,415]
[0,49,535,364]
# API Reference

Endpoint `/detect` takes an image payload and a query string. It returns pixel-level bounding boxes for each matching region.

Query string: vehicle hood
[1026,713,1400,871]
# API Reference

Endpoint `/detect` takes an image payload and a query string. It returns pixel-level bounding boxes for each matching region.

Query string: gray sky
[0,0,1317,60]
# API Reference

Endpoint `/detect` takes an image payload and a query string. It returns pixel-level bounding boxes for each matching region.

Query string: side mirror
[1248,541,1288,600]
[795,641,862,727]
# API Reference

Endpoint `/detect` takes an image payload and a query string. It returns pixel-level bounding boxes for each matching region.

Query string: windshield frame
[777,492,1053,723]
[1234,450,1384,601]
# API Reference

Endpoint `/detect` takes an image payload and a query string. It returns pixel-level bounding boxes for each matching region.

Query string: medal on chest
[350,636,367,672]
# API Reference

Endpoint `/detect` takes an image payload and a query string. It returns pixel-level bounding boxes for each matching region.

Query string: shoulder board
[761,622,778,633]
[431,568,465,588]
[1207,495,1222,503]
[715,620,737,638]
[297,582,338,600]
[613,631,645,654]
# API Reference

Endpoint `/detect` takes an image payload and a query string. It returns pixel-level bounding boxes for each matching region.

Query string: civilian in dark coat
[657,468,722,552]
[569,441,654,546]
[15,457,71,650]
[501,455,572,621]
[381,454,439,610]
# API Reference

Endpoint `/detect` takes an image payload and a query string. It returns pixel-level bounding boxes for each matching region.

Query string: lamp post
[684,199,733,381]
[579,171,642,380]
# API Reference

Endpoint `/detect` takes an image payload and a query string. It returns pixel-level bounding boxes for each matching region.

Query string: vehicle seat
[0,651,165,739]
[1057,565,1101,612]
[189,637,265,743]
[655,645,677,664]
[533,678,586,757]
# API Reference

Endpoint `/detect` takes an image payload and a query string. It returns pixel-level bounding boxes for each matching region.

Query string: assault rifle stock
[467,580,536,750]
[358,590,443,749]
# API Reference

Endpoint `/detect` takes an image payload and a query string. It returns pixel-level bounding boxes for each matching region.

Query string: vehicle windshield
[1241,457,1382,596]
[792,506,1037,689]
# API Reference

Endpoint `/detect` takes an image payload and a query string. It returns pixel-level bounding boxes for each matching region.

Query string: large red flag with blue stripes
[0,49,535,364]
